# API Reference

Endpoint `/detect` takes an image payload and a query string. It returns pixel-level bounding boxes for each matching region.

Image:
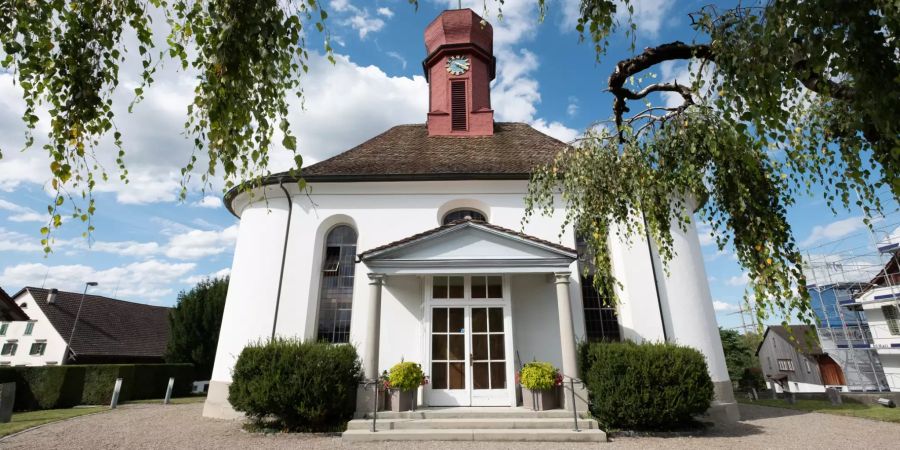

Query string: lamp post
[67,282,98,362]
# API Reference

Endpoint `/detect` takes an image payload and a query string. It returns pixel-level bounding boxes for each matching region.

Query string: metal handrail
[560,373,584,432]
[360,379,381,432]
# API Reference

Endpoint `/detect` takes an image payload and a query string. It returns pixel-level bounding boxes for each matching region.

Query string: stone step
[365,408,584,420]
[342,428,607,443]
[347,417,599,431]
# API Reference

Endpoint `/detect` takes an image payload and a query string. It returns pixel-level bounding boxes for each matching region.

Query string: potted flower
[518,361,561,411]
[384,361,426,412]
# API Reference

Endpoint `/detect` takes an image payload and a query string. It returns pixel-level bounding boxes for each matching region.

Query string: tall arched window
[317,225,358,343]
[442,209,486,224]
[576,233,620,342]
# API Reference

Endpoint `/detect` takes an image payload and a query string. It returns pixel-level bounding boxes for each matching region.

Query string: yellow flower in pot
[386,361,426,412]
[518,362,561,411]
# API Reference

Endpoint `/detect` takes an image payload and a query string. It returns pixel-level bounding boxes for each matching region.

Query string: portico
[357,219,586,411]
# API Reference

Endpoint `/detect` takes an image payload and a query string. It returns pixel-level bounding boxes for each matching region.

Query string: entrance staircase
[342,407,607,443]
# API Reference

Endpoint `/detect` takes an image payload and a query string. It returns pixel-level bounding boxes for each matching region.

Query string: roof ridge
[25,287,170,309]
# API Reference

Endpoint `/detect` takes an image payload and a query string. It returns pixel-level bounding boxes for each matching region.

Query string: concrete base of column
[354,384,385,419]
[702,380,740,423]
[202,381,243,420]
[561,383,590,413]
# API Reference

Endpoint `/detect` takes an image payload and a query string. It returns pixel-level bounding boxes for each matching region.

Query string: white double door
[428,305,511,406]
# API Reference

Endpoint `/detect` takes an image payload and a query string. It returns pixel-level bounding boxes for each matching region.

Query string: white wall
[0,290,68,366]
[510,274,563,369]
[210,179,726,392]
[210,194,290,383]
[377,275,425,370]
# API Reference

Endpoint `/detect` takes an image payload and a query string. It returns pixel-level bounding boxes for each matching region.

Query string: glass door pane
[431,307,467,391]
[470,307,506,391]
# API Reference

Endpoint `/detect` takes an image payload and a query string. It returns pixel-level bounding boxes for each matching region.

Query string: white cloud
[531,119,578,143]
[726,272,750,287]
[268,53,428,168]
[347,14,385,39]
[697,221,716,247]
[0,228,42,252]
[193,196,223,209]
[713,300,739,312]
[566,96,579,117]
[81,240,162,257]
[330,1,387,39]
[0,198,46,223]
[183,267,231,285]
[164,225,239,260]
[0,259,196,302]
[800,216,866,248]
[385,51,408,70]
[329,0,351,12]
[558,0,677,38]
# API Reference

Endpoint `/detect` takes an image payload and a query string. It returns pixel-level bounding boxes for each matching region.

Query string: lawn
[740,397,900,423]
[0,407,106,437]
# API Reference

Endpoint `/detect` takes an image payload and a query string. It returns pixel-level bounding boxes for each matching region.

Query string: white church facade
[203,8,738,422]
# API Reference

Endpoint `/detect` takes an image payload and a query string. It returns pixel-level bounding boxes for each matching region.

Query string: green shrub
[229,338,362,431]
[0,364,194,410]
[580,341,714,430]
[518,362,560,391]
[0,366,85,410]
[387,362,425,392]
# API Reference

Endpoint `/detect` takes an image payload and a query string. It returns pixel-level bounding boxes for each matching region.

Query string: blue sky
[0,0,897,330]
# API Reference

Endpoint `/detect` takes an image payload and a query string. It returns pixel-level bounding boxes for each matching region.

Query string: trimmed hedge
[229,339,362,431]
[0,364,194,411]
[580,341,714,430]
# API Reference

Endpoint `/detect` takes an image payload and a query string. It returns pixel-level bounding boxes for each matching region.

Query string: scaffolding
[801,212,900,392]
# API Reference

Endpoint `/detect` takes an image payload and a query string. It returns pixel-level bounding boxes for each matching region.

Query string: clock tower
[423,8,496,137]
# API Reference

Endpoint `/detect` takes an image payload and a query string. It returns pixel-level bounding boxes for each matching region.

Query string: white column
[658,198,739,422]
[364,273,384,381]
[554,272,578,381]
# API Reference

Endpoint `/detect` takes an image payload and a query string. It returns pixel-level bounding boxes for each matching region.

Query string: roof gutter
[271,181,293,340]
[223,172,533,218]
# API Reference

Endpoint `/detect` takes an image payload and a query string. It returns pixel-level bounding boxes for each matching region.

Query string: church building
[203,8,737,425]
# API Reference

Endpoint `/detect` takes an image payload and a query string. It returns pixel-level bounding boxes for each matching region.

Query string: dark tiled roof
[301,122,568,180]
[26,287,171,361]
[358,218,577,259]
[0,287,29,321]
[757,325,823,356]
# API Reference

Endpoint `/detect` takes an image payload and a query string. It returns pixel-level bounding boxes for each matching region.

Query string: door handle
[470,353,473,366]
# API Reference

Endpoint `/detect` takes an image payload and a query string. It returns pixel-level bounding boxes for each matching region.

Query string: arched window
[442,209,486,225]
[317,225,358,343]
[576,233,620,342]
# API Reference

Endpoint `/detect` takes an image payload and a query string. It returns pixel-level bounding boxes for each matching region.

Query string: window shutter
[451,81,467,131]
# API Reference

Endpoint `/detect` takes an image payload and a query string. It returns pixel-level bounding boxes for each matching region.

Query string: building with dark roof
[204,7,738,427]
[0,287,171,366]
[756,325,848,393]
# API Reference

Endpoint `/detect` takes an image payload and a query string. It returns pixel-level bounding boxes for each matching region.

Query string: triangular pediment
[360,221,576,274]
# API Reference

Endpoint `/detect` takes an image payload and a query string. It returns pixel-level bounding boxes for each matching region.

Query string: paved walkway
[2,402,898,449]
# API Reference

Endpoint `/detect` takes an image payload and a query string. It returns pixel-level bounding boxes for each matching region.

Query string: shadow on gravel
[609,403,808,443]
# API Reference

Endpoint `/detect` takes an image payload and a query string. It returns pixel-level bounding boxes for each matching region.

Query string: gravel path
[2,402,898,449]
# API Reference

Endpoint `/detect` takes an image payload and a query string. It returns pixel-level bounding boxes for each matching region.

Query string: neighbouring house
[0,287,171,366]
[204,8,737,424]
[756,325,847,393]
[853,249,900,392]
[808,282,889,391]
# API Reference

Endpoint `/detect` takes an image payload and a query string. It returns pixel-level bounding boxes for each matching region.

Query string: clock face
[446,56,471,76]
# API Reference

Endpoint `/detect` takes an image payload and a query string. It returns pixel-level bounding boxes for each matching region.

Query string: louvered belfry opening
[451,80,467,131]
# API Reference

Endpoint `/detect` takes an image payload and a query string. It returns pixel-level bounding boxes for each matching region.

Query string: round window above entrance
[442,209,486,225]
